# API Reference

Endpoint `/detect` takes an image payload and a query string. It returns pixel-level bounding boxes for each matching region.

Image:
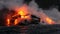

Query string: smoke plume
[0,0,60,24]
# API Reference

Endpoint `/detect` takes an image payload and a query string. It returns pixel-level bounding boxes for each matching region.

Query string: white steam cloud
[0,0,60,24]
[0,0,24,9]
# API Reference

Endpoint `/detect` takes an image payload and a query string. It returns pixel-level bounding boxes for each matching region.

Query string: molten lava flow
[7,18,10,26]
[6,4,31,26]
[39,11,55,24]
[15,4,31,20]
[21,16,25,18]
[45,17,55,24]
[6,14,11,26]
[14,19,18,25]
[18,10,25,16]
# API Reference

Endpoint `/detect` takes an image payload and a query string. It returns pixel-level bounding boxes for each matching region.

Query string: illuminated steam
[0,0,60,24]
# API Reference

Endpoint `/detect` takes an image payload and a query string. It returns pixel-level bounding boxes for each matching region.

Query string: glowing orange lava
[39,11,55,24]
[7,18,10,26]
[18,10,25,16]
[14,19,18,25]
[6,4,31,26]
[16,4,31,20]
[45,17,54,24]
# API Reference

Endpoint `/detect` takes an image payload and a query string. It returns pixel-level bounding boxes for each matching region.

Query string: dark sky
[24,0,60,11]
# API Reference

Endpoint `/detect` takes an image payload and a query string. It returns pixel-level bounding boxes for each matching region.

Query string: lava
[45,17,55,24]
[6,4,31,26]
[39,11,55,24]
[7,18,10,26]
[14,19,18,25]
[7,19,10,26]
[6,4,56,26]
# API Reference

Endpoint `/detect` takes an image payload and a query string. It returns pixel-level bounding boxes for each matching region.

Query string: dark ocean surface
[0,24,60,34]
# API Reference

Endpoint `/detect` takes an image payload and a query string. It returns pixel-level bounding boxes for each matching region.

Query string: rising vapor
[0,0,60,24]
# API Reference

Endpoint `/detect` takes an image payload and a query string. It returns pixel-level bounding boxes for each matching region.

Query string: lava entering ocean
[5,4,56,26]
[6,4,31,26]
[39,11,55,24]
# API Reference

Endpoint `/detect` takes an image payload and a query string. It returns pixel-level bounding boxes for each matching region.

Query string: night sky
[24,0,60,11]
